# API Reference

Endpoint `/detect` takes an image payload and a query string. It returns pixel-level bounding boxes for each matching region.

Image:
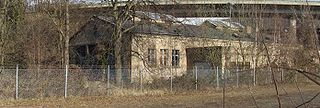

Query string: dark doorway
[186,46,222,76]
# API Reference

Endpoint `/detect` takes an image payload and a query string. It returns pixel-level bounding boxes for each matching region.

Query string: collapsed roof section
[71,11,274,46]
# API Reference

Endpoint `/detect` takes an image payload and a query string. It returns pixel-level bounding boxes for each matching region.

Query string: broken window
[160,49,168,66]
[148,48,157,66]
[172,49,180,67]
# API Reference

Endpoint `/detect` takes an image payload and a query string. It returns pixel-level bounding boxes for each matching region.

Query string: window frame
[147,48,157,66]
[172,49,180,67]
[160,49,169,66]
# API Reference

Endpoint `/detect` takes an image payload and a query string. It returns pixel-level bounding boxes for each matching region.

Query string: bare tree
[65,0,70,67]
[102,0,154,86]
[0,0,26,67]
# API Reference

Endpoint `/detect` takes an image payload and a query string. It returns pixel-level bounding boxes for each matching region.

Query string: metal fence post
[222,68,226,108]
[318,68,320,79]
[64,65,68,98]
[269,67,272,84]
[295,71,298,83]
[15,64,19,100]
[102,66,106,82]
[236,66,239,87]
[140,67,143,93]
[176,66,178,89]
[253,66,256,86]
[305,67,308,83]
[216,66,219,89]
[107,65,110,95]
[121,67,124,89]
[281,68,284,82]
[170,67,173,92]
[195,66,198,90]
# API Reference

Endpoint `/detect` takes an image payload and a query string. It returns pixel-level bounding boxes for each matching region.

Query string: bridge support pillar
[289,18,297,43]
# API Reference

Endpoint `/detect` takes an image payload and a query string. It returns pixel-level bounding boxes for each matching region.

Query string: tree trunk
[112,0,123,86]
[115,37,122,86]
[114,21,123,86]
[64,0,69,67]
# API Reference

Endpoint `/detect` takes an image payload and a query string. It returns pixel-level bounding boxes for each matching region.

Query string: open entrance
[186,46,222,78]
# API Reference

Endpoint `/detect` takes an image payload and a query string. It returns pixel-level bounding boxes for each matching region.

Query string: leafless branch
[262,42,282,108]
[294,77,307,108]
[277,67,320,86]
[295,92,320,108]
[42,9,64,37]
[280,85,296,106]
[248,86,259,108]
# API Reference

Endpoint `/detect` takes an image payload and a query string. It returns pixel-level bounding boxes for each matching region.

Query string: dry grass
[110,88,167,96]
[0,83,319,108]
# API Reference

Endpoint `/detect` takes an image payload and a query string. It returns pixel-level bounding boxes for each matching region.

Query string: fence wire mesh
[0,66,318,99]
[0,69,15,99]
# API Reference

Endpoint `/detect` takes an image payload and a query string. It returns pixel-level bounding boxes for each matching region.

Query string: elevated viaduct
[78,0,320,18]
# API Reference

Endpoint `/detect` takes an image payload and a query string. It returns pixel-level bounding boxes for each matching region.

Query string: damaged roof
[70,12,257,46]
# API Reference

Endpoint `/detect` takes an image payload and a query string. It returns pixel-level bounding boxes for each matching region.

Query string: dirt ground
[0,83,319,108]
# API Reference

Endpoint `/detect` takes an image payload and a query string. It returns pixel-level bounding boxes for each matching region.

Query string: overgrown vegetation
[0,0,320,107]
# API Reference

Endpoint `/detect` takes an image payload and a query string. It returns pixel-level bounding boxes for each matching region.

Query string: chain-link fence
[0,65,318,99]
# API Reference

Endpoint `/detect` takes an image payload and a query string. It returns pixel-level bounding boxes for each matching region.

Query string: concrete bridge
[73,0,320,48]
[78,0,320,18]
